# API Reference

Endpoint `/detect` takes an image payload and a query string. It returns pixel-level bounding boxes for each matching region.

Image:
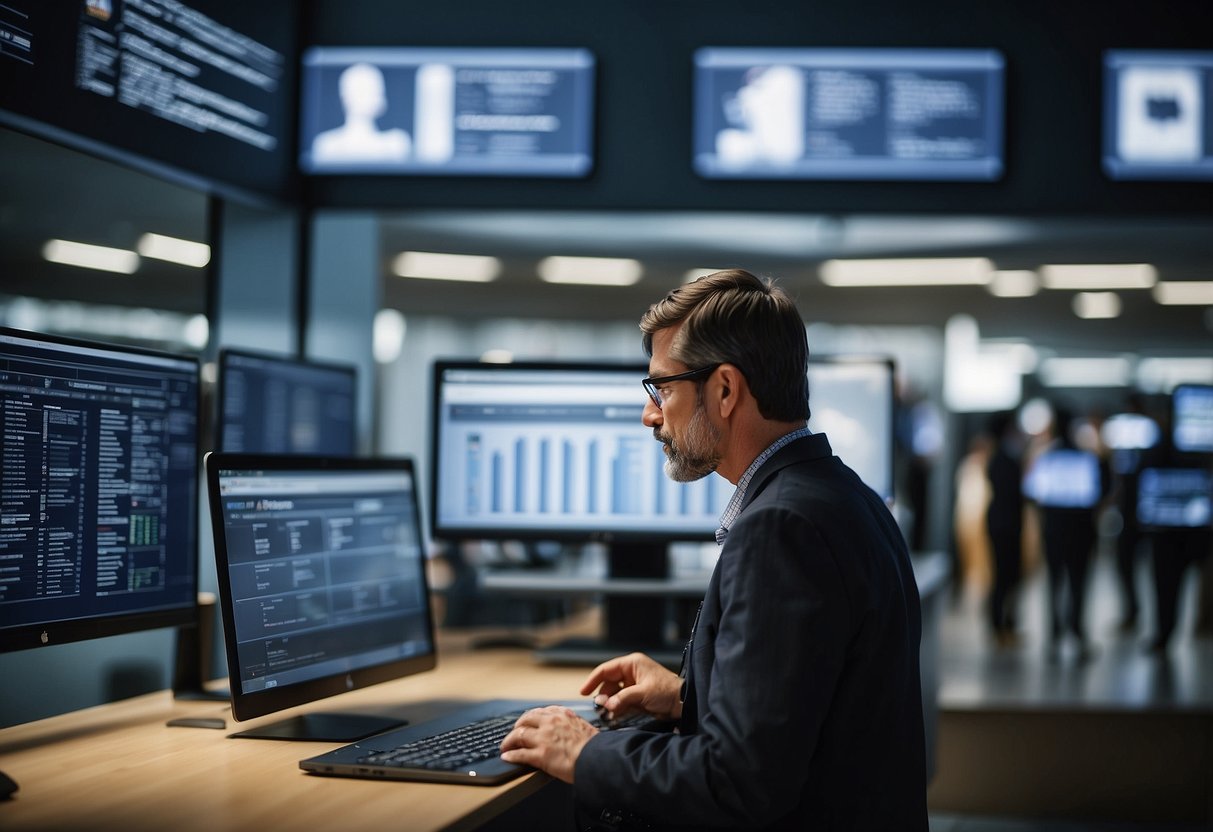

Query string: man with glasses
[501,269,927,831]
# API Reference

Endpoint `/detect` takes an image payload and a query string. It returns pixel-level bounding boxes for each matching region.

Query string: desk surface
[0,636,589,832]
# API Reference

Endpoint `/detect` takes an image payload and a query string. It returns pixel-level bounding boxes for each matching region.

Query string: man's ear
[714,364,746,419]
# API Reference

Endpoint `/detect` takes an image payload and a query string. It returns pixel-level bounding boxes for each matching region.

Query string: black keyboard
[357,711,523,772]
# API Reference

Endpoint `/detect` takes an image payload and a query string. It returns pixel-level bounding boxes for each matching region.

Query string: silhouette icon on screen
[715,65,805,167]
[313,63,412,164]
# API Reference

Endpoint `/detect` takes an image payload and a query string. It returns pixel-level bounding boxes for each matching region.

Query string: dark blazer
[575,433,928,831]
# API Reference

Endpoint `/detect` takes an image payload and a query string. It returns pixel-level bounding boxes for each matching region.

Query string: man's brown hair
[640,269,809,421]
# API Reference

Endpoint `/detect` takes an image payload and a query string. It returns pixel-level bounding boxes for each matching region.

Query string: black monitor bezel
[204,452,437,722]
[216,347,359,455]
[0,327,201,653]
[1171,382,1213,456]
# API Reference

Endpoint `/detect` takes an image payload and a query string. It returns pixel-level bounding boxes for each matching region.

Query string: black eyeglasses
[642,364,720,409]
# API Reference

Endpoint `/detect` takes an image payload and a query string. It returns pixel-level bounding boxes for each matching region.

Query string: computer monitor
[429,357,895,542]
[205,453,434,740]
[217,349,357,456]
[430,361,728,544]
[0,327,200,652]
[1023,448,1102,509]
[1172,383,1213,454]
[806,356,895,503]
[1137,467,1212,529]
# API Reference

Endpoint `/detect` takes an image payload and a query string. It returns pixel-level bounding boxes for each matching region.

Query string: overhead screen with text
[299,47,595,177]
[0,0,294,199]
[694,48,1005,181]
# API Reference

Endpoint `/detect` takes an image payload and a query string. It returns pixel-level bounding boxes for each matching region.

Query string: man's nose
[642,399,663,429]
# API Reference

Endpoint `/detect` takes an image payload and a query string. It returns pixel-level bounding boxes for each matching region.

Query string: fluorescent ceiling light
[1038,356,1134,388]
[1039,263,1157,290]
[820,257,993,287]
[1152,280,1213,306]
[987,270,1039,297]
[392,251,501,282]
[538,256,643,286]
[1136,357,1213,392]
[1072,291,1122,319]
[42,239,139,274]
[136,233,211,267]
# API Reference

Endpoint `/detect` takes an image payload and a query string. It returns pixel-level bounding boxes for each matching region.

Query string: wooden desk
[0,637,589,832]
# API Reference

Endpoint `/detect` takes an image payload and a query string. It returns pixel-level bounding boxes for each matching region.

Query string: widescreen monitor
[693,48,1005,181]
[205,453,434,738]
[1023,449,1102,509]
[1138,467,1212,529]
[0,328,199,652]
[1172,383,1213,454]
[218,349,357,456]
[1103,51,1213,181]
[429,357,896,543]
[299,47,595,177]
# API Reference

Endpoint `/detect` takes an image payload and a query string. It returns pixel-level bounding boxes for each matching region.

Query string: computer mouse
[0,769,17,799]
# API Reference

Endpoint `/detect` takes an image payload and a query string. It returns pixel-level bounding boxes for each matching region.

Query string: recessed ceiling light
[136,233,211,267]
[1152,280,1213,306]
[42,239,138,274]
[1039,356,1134,388]
[538,256,643,286]
[1072,292,1122,319]
[392,251,501,282]
[1039,263,1157,290]
[820,257,993,287]
[987,270,1039,297]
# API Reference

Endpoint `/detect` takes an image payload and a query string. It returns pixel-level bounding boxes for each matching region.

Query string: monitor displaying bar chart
[430,362,730,542]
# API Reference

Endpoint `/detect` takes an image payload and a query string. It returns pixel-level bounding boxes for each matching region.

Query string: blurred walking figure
[1024,406,1108,663]
[985,411,1024,647]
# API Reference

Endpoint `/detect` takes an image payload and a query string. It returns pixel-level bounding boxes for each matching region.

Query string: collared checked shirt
[715,427,813,544]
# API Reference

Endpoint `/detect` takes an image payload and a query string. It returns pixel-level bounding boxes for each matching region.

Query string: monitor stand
[229,713,406,742]
[537,542,687,668]
[171,618,230,702]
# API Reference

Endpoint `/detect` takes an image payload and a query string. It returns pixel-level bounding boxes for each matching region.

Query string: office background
[1,0,1210,824]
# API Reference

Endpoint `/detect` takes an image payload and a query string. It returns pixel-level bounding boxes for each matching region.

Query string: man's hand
[580,652,683,722]
[499,706,599,784]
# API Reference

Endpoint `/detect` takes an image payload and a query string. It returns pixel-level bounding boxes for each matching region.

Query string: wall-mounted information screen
[693,48,1004,181]
[299,47,594,177]
[0,0,294,199]
[1103,51,1213,181]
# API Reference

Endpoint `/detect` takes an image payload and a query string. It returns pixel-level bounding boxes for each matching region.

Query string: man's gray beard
[660,403,721,482]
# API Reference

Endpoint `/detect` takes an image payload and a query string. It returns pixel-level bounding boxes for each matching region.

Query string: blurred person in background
[1024,405,1109,663]
[985,410,1025,647]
